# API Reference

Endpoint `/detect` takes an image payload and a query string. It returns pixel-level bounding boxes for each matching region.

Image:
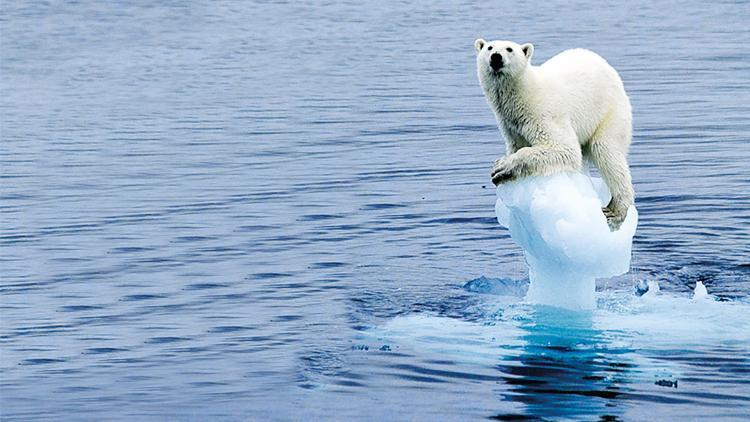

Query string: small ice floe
[655,379,678,388]
[635,280,660,298]
[692,281,713,301]
[495,173,638,310]
[462,276,528,297]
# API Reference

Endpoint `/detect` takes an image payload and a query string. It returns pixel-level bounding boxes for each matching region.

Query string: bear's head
[474,39,534,79]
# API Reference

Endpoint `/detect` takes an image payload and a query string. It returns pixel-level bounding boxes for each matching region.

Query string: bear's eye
[506,47,513,53]
[487,46,493,51]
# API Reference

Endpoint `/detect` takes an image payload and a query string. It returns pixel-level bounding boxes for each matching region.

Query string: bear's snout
[490,53,504,71]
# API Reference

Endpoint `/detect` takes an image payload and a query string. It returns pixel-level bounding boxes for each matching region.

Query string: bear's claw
[602,206,626,231]
[491,159,515,185]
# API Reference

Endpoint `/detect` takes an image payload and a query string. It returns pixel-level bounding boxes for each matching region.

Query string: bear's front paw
[491,158,515,186]
[602,203,627,231]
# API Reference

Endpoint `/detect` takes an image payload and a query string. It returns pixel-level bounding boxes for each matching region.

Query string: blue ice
[495,173,638,310]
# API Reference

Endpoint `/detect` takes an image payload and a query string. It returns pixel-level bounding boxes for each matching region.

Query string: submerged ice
[495,173,638,310]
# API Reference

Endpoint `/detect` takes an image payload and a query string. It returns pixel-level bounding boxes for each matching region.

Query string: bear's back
[542,49,614,76]
[537,48,626,110]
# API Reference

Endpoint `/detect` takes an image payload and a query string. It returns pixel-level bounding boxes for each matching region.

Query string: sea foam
[495,173,638,310]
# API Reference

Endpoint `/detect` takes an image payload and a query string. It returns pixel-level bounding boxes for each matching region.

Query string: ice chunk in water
[495,173,638,310]
[693,281,711,300]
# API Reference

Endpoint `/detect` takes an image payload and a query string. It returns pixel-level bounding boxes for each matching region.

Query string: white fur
[475,39,634,230]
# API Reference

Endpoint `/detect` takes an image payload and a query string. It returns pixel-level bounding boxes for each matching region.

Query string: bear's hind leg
[589,121,634,231]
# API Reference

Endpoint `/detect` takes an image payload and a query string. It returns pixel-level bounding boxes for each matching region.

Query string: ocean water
[1,1,749,420]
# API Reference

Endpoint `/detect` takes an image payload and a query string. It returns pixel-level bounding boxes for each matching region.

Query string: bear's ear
[474,38,486,52]
[521,43,534,60]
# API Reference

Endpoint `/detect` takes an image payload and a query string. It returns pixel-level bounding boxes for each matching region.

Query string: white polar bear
[475,39,634,230]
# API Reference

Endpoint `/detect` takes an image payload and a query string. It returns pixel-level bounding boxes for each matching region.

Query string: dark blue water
[2,1,749,420]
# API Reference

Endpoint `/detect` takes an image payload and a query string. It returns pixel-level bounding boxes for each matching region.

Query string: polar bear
[475,39,634,230]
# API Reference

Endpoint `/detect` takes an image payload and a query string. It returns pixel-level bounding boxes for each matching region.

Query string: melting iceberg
[495,173,638,310]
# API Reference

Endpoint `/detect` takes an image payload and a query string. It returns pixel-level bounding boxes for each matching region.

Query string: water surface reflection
[495,307,633,420]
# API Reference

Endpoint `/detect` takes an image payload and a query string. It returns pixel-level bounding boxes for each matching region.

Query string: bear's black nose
[490,53,504,71]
